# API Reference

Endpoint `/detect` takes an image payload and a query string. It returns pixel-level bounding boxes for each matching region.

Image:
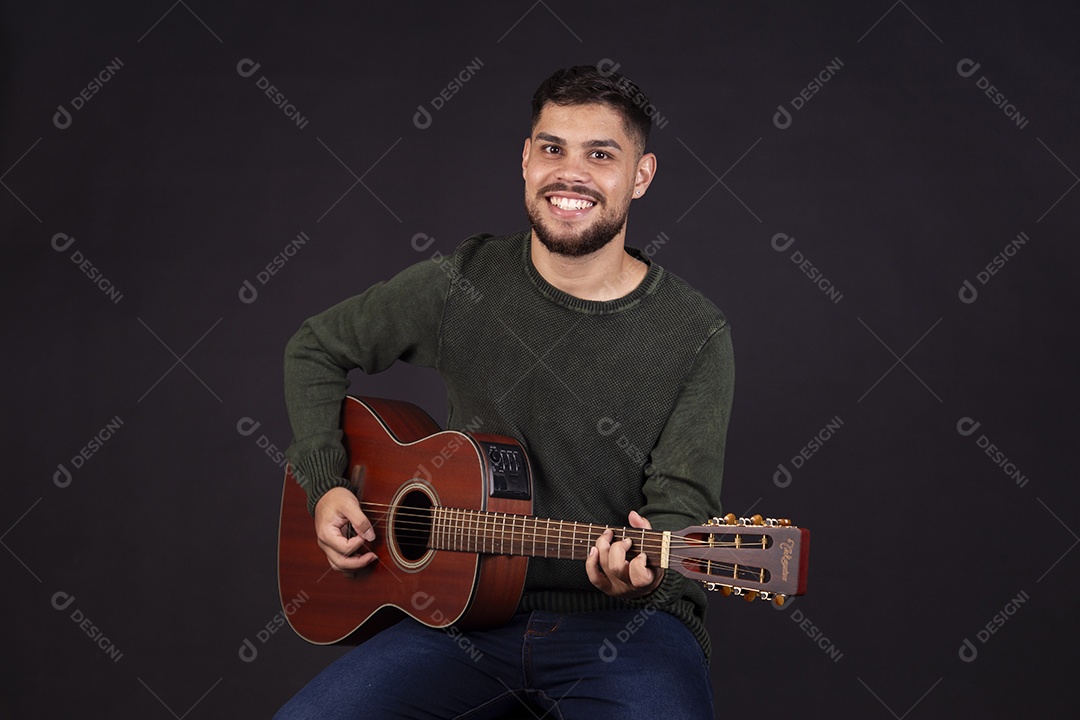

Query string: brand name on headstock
[780,537,795,581]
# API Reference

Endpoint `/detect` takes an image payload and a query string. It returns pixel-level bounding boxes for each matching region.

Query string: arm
[586,323,735,601]
[284,259,450,566]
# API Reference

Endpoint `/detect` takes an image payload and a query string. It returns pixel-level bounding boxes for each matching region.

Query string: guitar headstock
[670,513,809,606]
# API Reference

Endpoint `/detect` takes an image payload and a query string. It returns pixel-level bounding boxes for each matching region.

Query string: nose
[555,153,591,184]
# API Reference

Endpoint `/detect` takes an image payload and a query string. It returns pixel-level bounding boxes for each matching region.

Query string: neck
[530,232,648,301]
[430,506,667,567]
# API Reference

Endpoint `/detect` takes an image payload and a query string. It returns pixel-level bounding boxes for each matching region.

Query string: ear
[632,152,657,199]
[521,137,532,180]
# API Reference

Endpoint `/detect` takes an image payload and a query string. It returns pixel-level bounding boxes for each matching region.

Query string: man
[276,65,733,719]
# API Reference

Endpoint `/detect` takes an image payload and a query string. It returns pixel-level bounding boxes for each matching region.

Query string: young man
[276,66,734,719]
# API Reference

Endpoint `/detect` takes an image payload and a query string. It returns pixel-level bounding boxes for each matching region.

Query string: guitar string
[353,502,774,556]
[352,500,759,550]
[347,501,778,573]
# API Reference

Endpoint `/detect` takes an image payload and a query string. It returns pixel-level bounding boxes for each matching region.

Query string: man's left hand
[585,510,664,599]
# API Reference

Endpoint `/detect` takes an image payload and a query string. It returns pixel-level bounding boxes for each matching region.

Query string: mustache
[538,183,605,205]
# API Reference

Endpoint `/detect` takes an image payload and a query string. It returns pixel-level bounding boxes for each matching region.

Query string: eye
[590,150,610,160]
[542,145,562,155]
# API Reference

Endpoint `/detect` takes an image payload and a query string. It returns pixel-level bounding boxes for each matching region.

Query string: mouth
[543,189,600,218]
[547,195,595,211]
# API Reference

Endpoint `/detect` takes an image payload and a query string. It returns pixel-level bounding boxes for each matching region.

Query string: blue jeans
[275,608,714,719]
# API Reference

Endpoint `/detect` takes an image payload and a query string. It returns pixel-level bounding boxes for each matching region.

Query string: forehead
[532,102,632,145]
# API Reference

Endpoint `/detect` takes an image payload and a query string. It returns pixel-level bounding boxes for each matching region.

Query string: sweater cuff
[291,448,350,515]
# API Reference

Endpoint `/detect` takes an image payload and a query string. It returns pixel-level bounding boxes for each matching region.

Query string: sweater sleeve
[283,258,451,512]
[634,322,734,605]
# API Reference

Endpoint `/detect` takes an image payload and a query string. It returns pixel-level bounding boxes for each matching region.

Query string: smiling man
[276,66,733,719]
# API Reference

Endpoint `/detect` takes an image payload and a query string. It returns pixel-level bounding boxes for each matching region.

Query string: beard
[525,183,630,258]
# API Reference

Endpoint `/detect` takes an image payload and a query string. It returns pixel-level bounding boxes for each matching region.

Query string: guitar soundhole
[393,489,433,562]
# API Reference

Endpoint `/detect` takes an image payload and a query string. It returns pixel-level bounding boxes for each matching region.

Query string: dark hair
[531,65,652,153]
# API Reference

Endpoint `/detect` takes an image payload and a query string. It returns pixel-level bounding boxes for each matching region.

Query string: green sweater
[284,231,734,657]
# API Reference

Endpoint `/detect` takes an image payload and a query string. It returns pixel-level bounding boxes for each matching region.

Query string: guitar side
[277,397,532,645]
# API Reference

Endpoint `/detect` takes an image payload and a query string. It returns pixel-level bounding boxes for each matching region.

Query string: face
[522,102,655,257]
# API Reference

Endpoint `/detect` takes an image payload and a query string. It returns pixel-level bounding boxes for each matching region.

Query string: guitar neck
[430,507,667,568]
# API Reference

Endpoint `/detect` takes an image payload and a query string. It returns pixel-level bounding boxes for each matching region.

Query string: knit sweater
[284,231,734,657]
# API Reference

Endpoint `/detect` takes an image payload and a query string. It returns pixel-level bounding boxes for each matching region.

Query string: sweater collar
[520,232,665,315]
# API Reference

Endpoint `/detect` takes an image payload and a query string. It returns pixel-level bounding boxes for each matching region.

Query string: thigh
[527,609,714,720]
[274,617,525,720]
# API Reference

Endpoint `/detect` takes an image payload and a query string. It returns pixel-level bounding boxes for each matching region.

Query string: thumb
[627,510,652,530]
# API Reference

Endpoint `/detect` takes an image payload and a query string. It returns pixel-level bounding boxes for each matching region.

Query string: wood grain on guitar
[277,396,810,645]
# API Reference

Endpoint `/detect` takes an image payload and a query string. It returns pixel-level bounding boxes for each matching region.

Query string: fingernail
[364,529,375,541]
[589,547,596,557]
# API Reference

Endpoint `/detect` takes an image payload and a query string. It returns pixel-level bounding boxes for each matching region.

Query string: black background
[2,2,1077,717]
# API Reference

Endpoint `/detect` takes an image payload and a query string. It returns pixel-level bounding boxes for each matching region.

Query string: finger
[628,552,655,588]
[319,526,365,557]
[627,510,652,530]
[600,529,625,576]
[335,502,375,543]
[346,508,376,543]
[585,546,609,590]
[594,528,613,566]
[604,536,631,582]
[320,507,376,556]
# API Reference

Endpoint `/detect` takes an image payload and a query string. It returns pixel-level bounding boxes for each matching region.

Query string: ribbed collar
[520,232,665,315]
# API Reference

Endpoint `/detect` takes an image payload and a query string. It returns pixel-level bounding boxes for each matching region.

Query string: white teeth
[549,196,594,211]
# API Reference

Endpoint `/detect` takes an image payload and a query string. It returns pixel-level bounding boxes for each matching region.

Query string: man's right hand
[314,486,377,574]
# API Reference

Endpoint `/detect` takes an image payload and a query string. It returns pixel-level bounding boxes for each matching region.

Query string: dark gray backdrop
[3,2,1077,717]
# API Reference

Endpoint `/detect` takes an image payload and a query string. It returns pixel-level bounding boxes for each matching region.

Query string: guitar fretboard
[430,507,666,567]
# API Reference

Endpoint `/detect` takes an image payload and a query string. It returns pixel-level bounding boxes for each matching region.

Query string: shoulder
[450,230,529,270]
[650,264,730,341]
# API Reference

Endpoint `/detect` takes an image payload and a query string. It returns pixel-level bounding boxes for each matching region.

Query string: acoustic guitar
[277,396,809,645]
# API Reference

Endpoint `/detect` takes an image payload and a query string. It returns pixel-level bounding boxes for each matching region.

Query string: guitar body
[278,396,533,645]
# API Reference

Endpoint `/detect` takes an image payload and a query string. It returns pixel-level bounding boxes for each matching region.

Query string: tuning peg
[723,513,737,525]
[751,514,764,526]
[773,594,787,607]
[719,585,732,597]
[743,590,758,602]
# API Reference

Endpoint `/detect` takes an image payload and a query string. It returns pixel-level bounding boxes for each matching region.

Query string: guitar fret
[512,514,519,556]
[436,507,444,550]
[462,509,469,553]
[488,511,494,554]
[425,507,434,552]
[451,508,458,551]
[442,508,449,551]
[463,508,469,553]
[479,511,486,554]
[448,508,455,551]
[464,509,471,554]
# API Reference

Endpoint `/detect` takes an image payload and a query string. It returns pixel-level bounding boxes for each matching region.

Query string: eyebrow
[535,132,623,151]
